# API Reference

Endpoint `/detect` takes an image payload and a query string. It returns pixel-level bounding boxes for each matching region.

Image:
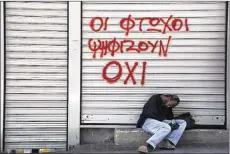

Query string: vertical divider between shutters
[68,2,81,147]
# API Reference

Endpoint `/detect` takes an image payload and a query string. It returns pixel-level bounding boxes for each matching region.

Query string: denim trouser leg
[165,119,187,146]
[142,118,171,148]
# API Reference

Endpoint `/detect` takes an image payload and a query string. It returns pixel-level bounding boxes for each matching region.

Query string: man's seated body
[137,94,187,153]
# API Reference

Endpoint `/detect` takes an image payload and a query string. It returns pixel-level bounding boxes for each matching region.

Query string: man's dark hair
[170,94,180,105]
[163,94,180,104]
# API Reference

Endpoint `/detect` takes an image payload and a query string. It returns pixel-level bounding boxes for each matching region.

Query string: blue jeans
[142,118,187,148]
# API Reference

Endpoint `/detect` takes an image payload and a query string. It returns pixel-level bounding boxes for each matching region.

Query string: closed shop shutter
[4,2,67,151]
[82,2,226,126]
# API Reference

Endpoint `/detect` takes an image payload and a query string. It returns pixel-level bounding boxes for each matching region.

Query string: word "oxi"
[102,61,147,86]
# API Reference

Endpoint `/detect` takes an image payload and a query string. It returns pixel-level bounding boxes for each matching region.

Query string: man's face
[165,100,178,108]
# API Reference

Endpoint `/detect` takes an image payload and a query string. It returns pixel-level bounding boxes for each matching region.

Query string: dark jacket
[136,94,174,128]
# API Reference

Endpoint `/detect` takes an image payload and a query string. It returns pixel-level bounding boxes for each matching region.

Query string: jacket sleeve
[167,108,174,120]
[142,95,159,119]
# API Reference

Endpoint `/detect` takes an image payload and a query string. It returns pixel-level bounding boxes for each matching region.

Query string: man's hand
[163,120,172,124]
[171,119,176,124]
[169,122,180,131]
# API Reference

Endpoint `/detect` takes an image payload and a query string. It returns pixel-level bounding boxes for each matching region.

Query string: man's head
[161,94,180,108]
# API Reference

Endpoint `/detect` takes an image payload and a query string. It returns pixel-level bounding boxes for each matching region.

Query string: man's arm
[167,108,174,120]
[142,95,159,119]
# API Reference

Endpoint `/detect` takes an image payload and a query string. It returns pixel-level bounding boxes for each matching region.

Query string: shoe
[147,144,155,152]
[158,140,176,150]
[138,145,148,153]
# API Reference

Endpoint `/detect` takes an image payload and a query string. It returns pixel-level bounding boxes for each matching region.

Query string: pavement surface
[63,142,229,154]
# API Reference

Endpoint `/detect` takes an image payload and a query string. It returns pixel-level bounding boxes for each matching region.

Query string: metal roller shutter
[4,2,67,151]
[82,2,226,126]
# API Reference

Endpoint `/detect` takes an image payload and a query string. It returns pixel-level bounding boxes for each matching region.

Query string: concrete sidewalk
[64,142,229,154]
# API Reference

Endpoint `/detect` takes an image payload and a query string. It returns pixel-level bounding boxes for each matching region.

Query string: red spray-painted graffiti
[119,15,189,36]
[88,15,189,86]
[88,36,172,59]
[102,61,147,86]
[89,17,109,32]
[89,15,189,35]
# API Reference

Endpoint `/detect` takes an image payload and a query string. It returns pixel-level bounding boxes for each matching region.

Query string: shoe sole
[159,147,175,150]
[138,151,148,154]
